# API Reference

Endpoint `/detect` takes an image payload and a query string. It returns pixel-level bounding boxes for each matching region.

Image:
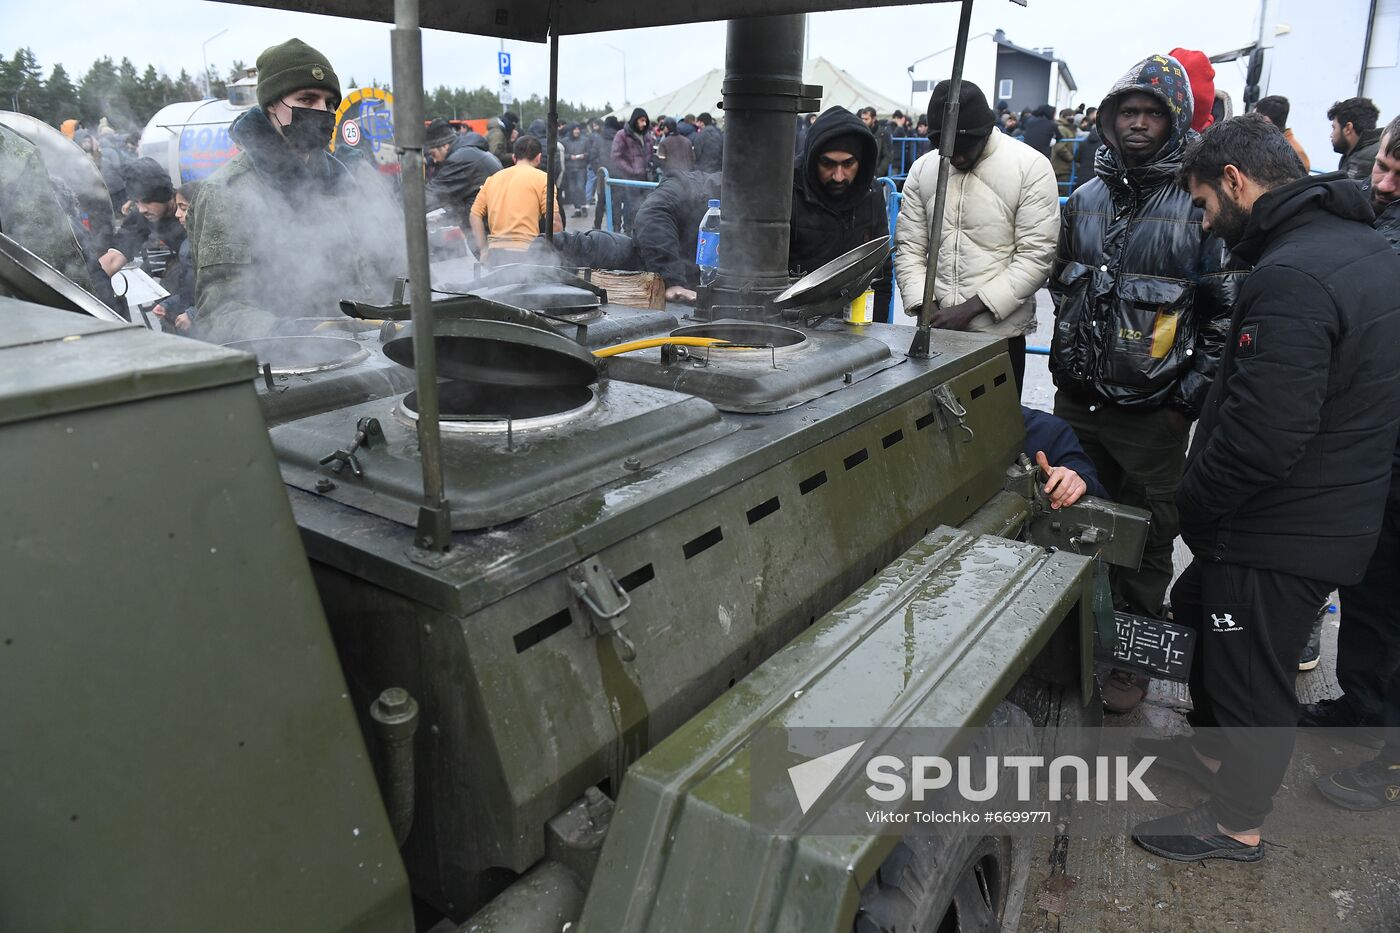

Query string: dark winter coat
[186,107,405,343]
[676,120,697,139]
[1021,406,1109,501]
[487,115,518,168]
[592,122,619,173]
[425,134,502,227]
[551,229,641,271]
[1072,127,1100,192]
[1048,58,1242,417]
[692,124,724,173]
[789,106,892,313]
[611,109,650,180]
[1340,127,1383,180]
[1178,174,1400,585]
[871,120,893,178]
[632,170,722,287]
[112,206,185,275]
[161,237,196,320]
[563,131,591,178]
[1020,107,1058,158]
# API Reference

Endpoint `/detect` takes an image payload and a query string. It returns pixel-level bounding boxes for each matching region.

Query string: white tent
[607,57,906,122]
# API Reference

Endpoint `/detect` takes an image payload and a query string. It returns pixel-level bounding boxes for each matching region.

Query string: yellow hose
[593,336,732,358]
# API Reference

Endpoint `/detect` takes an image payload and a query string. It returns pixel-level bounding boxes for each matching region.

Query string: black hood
[1231,173,1376,264]
[627,108,649,135]
[797,106,877,210]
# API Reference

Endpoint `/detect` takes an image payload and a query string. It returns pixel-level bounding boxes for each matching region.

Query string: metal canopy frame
[230,0,992,549]
[213,0,956,42]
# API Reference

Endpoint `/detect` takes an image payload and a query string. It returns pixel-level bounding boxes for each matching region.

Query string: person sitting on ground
[469,134,564,266]
[631,169,723,302]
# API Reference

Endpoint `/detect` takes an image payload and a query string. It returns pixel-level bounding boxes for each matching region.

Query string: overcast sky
[6,0,1262,113]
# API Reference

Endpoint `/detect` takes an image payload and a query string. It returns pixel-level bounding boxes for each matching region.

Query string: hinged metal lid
[383,317,599,388]
[771,236,890,311]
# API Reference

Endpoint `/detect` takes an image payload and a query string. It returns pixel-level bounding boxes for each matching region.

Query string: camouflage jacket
[186,108,406,344]
[0,124,97,291]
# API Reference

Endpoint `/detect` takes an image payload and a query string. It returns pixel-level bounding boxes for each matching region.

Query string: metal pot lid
[771,236,891,310]
[0,231,125,323]
[383,317,599,388]
[473,281,601,314]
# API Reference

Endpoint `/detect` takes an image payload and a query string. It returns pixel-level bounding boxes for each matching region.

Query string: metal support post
[392,0,452,550]
[546,21,560,239]
[910,0,975,359]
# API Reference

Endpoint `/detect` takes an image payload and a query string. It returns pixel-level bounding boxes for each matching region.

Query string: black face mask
[280,105,336,154]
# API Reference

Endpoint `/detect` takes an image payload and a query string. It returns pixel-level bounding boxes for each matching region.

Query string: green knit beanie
[256,38,341,110]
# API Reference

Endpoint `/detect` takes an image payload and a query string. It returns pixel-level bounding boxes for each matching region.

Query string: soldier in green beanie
[186,37,405,343]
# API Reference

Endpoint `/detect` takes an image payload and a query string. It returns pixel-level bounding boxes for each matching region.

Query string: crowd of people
[5,37,1400,868]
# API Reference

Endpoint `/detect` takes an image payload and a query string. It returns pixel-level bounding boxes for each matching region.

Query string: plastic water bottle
[696,199,721,287]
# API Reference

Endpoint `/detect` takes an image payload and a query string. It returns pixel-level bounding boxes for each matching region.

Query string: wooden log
[589,270,666,310]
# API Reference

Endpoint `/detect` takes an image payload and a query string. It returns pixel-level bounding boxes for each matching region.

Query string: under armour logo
[1211,613,1241,632]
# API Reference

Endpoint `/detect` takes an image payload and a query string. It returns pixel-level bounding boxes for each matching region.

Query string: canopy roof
[214,0,953,42]
[608,56,906,123]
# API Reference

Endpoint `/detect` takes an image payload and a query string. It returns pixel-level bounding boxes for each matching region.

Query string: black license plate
[1094,611,1195,682]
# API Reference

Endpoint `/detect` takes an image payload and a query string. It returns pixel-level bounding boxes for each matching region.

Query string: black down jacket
[632,170,722,287]
[789,106,892,313]
[1178,175,1400,585]
[1048,58,1242,416]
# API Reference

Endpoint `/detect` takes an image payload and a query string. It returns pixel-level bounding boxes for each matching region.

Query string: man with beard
[1329,96,1383,180]
[790,106,891,318]
[1049,54,1242,714]
[424,117,501,234]
[610,107,651,234]
[1305,115,1400,809]
[99,157,184,279]
[1131,114,1400,860]
[186,38,405,343]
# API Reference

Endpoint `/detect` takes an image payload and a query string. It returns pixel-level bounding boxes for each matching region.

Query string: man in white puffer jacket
[895,80,1060,392]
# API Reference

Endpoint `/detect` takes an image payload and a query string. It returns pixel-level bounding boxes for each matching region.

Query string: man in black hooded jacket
[631,169,723,301]
[424,118,500,234]
[1049,54,1242,716]
[790,106,892,319]
[1131,115,1400,862]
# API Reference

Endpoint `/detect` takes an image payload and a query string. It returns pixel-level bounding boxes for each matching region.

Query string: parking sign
[498,52,511,76]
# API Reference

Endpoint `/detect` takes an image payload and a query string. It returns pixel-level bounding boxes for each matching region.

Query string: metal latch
[569,558,637,661]
[933,385,975,443]
[319,417,383,477]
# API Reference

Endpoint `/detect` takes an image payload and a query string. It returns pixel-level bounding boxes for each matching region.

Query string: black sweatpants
[1173,559,1331,830]
[1337,492,1400,731]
